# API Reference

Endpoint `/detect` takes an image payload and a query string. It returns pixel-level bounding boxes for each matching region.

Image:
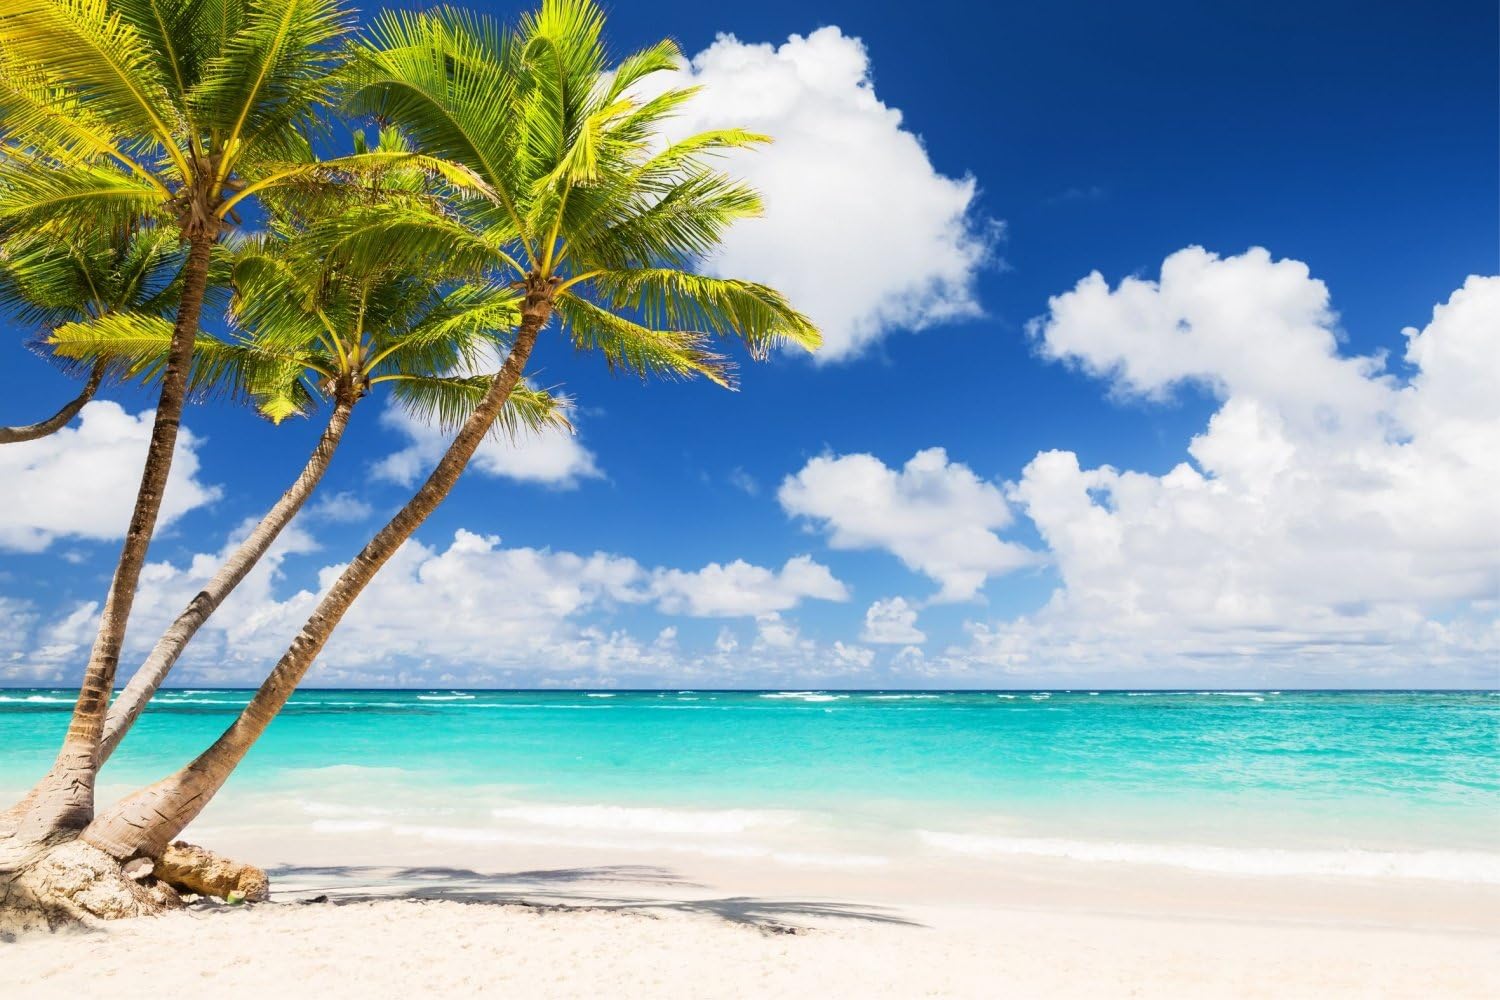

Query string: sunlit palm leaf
[0,0,188,173]
[0,155,164,233]
[350,0,822,381]
[556,293,732,386]
[45,308,318,418]
[383,373,571,439]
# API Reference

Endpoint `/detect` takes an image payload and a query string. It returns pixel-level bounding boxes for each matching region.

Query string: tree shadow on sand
[257,863,920,934]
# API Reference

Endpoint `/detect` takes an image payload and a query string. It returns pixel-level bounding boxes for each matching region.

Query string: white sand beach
[8,834,1499,998]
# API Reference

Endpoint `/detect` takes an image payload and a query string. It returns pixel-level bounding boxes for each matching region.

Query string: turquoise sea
[2,689,1497,881]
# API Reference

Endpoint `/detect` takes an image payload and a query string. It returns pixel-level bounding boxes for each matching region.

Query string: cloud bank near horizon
[9,252,1495,689]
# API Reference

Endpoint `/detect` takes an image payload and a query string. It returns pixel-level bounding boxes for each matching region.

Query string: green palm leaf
[188,0,349,175]
[589,269,820,359]
[381,374,571,440]
[350,0,822,382]
[555,293,732,386]
[0,0,189,175]
[0,155,163,233]
[45,309,319,420]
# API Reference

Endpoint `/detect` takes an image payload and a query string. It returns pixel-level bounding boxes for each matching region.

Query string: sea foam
[918,831,1500,883]
[760,692,847,703]
[491,803,796,835]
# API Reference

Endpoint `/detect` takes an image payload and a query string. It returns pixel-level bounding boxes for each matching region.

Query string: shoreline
[9,840,1499,998]
[7,687,1496,995]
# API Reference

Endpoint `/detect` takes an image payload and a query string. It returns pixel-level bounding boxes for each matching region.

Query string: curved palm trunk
[98,396,356,765]
[18,229,216,839]
[82,289,551,860]
[0,362,105,444]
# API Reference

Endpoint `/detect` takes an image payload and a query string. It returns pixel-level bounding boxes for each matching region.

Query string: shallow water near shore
[2,689,1496,884]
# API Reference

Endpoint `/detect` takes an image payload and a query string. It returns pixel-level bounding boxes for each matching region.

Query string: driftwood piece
[154,841,270,902]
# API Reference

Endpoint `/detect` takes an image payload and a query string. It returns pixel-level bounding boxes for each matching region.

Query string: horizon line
[3,686,1496,694]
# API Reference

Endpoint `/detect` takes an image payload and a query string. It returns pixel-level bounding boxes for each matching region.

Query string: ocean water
[1,689,1496,882]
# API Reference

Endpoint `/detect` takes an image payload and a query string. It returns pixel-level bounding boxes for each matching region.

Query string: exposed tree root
[1,829,269,935]
[155,841,270,902]
[0,840,181,935]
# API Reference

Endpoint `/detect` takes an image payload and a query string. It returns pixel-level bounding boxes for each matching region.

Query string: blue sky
[2,0,1497,689]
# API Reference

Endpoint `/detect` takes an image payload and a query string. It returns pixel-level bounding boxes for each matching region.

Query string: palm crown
[344,0,821,386]
[0,222,196,442]
[47,136,569,435]
[0,0,353,235]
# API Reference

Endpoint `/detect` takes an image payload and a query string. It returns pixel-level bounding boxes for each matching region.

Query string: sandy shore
[7,840,1499,998]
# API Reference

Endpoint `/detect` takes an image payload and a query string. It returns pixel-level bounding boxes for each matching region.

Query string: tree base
[156,841,270,902]
[1,840,182,934]
[1,833,275,935]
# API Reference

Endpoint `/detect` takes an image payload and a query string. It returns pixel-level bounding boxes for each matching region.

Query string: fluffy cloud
[953,251,1500,680]
[372,402,600,489]
[304,491,374,523]
[753,611,802,650]
[14,526,858,686]
[779,447,1037,602]
[1031,246,1391,432]
[861,597,926,644]
[651,27,995,361]
[0,597,44,679]
[126,516,322,659]
[290,530,646,671]
[650,555,848,617]
[0,402,219,552]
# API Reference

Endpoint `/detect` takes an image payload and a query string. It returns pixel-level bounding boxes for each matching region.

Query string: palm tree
[80,0,820,865]
[44,159,570,765]
[0,225,186,443]
[0,0,369,835]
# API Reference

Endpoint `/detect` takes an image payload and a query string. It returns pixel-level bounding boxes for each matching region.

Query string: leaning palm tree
[0,225,186,443]
[79,0,819,868]
[46,179,570,766]
[0,0,370,837]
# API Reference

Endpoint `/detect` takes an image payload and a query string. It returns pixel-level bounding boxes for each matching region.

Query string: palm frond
[226,147,494,220]
[370,282,521,375]
[44,308,320,419]
[382,372,571,439]
[555,292,733,386]
[111,0,209,104]
[0,0,189,175]
[600,38,681,104]
[587,268,820,359]
[575,170,763,271]
[0,222,184,326]
[345,9,522,194]
[188,0,350,172]
[0,41,148,175]
[0,155,162,235]
[311,202,507,279]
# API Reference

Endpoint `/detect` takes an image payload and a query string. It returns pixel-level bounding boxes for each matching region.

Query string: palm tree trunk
[20,229,216,839]
[0,361,105,444]
[98,395,357,765]
[82,288,551,861]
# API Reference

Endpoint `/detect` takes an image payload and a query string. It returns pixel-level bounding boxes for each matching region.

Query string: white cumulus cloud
[0,401,219,552]
[862,597,926,644]
[649,27,996,362]
[20,529,855,686]
[304,491,374,523]
[779,447,1037,602]
[953,252,1500,682]
[650,555,848,617]
[372,401,600,489]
